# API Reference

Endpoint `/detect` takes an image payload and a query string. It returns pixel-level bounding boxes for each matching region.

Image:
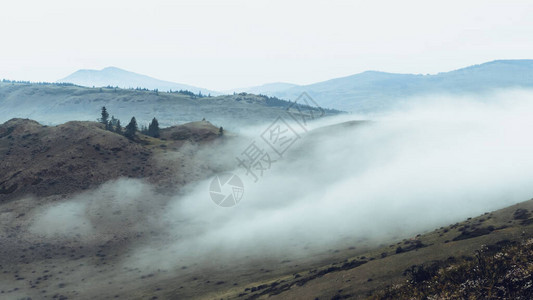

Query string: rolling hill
[0,118,225,203]
[0,82,339,130]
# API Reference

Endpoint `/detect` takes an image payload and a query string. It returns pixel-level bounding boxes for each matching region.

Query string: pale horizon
[1,0,533,90]
[5,59,532,93]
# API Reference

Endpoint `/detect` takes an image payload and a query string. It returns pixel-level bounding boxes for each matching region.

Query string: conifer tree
[99,106,109,125]
[124,117,138,139]
[115,120,123,135]
[148,117,160,138]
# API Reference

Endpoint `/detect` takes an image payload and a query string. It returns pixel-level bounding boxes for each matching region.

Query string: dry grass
[371,239,533,300]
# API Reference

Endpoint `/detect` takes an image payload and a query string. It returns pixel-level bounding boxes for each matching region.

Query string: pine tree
[110,116,118,127]
[99,106,109,126]
[115,120,123,135]
[148,117,160,138]
[124,117,138,139]
[108,116,118,132]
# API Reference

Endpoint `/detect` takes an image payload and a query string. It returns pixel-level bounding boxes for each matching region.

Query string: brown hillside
[0,118,222,203]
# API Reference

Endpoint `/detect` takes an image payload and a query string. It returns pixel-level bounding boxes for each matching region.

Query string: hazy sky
[1,0,533,90]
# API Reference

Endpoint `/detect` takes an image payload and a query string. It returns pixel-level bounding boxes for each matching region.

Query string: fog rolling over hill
[58,66,218,96]
[2,90,533,299]
[3,60,533,300]
[263,60,533,112]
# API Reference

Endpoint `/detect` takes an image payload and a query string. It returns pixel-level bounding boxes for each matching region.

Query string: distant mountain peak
[58,67,217,95]
[98,66,128,73]
[102,66,122,71]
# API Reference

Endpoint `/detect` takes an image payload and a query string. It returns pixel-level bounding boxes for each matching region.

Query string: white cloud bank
[30,89,533,271]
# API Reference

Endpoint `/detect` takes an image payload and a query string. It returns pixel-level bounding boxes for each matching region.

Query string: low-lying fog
[29,89,533,272]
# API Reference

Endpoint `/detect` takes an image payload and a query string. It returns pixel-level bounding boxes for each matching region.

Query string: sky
[1,0,533,91]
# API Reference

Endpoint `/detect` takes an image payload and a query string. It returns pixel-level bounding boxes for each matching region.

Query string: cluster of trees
[169,89,209,98]
[133,87,159,95]
[257,93,343,113]
[140,118,160,138]
[1,79,76,86]
[98,106,159,140]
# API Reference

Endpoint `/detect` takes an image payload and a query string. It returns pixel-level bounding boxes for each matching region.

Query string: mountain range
[264,59,533,112]
[57,60,533,112]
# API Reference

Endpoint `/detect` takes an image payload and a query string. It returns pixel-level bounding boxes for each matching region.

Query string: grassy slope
[203,199,533,300]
